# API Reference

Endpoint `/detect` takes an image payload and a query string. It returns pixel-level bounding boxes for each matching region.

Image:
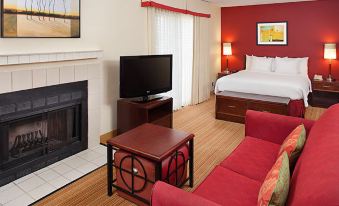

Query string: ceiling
[204,0,315,7]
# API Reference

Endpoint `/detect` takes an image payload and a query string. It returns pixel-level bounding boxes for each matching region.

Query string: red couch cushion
[220,136,280,182]
[288,104,339,205]
[193,166,261,206]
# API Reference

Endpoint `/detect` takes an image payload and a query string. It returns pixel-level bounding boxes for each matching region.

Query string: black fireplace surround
[0,81,88,187]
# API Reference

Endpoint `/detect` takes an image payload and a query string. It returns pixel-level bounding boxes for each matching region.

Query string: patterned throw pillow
[278,125,306,166]
[258,152,290,206]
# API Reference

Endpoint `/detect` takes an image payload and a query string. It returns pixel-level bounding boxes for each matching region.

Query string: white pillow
[246,55,253,70]
[275,57,300,75]
[297,57,309,76]
[250,56,273,73]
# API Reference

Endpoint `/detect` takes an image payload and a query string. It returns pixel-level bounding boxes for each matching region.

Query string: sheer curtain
[148,8,194,110]
[192,16,211,104]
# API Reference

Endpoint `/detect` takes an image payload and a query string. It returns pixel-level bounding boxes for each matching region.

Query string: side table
[107,123,194,205]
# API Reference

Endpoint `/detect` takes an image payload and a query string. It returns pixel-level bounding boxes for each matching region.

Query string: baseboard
[100,130,117,145]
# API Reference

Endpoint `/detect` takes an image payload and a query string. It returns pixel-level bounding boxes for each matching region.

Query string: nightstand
[310,80,339,108]
[217,70,240,79]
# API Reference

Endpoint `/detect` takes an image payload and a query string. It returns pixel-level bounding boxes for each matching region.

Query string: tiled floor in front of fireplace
[0,145,107,206]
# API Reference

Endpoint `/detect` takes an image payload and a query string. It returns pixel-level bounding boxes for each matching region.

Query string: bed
[215,69,312,122]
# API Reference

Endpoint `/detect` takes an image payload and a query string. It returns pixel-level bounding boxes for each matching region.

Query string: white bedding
[215,70,312,107]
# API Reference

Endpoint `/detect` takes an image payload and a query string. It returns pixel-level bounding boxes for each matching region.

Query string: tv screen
[120,55,172,99]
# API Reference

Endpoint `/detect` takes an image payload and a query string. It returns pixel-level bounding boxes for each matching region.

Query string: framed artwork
[1,0,80,38]
[257,22,288,46]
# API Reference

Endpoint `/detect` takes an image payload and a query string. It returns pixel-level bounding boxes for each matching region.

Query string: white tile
[13,173,36,185]
[91,145,107,155]
[29,55,40,63]
[0,72,12,94]
[62,156,88,169]
[60,66,75,84]
[12,70,33,91]
[4,193,35,206]
[48,54,57,62]
[88,78,101,95]
[47,161,63,169]
[0,185,25,204]
[88,93,100,111]
[90,155,106,167]
[56,53,65,61]
[52,163,73,175]
[28,183,55,200]
[88,64,101,79]
[46,67,60,86]
[34,167,50,175]
[77,150,102,162]
[0,56,8,65]
[76,162,98,174]
[39,54,49,62]
[16,175,45,193]
[62,170,83,181]
[74,65,88,81]
[48,176,70,189]
[32,69,47,88]
[88,109,100,141]
[38,169,61,182]
[0,183,15,193]
[18,55,30,64]
[7,56,19,65]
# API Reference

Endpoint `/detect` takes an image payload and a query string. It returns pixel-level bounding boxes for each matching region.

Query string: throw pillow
[258,152,290,206]
[279,124,306,166]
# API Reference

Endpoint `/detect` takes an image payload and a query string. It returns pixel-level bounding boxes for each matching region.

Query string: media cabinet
[117,97,173,134]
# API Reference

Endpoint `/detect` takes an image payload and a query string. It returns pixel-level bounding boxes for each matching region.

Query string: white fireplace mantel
[0,49,103,66]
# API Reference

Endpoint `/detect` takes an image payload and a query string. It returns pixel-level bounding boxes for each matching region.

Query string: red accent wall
[221,0,339,79]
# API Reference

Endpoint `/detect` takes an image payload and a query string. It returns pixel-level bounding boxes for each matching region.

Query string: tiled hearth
[0,50,104,206]
[0,145,107,206]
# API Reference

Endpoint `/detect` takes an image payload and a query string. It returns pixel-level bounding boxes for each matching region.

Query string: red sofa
[151,104,339,206]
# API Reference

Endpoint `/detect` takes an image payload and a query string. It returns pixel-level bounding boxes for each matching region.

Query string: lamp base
[224,68,230,74]
[327,75,335,82]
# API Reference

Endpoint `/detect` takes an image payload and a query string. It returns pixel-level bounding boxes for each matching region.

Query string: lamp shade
[223,43,232,56]
[324,43,337,60]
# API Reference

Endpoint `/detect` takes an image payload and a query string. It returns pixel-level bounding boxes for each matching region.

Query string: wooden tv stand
[117,96,173,134]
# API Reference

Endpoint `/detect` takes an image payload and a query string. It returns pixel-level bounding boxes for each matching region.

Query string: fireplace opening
[0,81,88,186]
[2,105,81,171]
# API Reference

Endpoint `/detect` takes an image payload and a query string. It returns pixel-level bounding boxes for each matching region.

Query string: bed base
[215,91,291,123]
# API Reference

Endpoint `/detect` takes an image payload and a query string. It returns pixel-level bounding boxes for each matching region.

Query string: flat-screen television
[120,55,172,100]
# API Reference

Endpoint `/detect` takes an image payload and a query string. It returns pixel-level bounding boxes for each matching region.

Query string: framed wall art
[1,0,80,38]
[257,22,288,45]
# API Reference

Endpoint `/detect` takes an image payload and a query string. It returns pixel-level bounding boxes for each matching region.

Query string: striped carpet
[34,97,325,206]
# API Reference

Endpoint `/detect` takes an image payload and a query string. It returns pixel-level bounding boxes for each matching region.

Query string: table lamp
[324,43,337,82]
[223,43,232,74]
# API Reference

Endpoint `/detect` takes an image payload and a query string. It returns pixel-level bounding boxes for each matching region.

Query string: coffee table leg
[107,144,113,196]
[189,139,194,187]
[155,162,162,181]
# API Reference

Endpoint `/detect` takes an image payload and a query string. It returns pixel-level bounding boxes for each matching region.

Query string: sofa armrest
[151,181,220,206]
[245,110,315,145]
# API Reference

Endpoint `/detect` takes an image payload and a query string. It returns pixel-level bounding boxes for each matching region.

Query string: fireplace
[0,81,88,186]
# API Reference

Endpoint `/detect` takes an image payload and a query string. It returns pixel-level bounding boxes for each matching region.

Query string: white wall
[0,0,221,135]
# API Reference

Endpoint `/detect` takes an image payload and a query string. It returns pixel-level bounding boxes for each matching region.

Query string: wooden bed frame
[215,91,290,123]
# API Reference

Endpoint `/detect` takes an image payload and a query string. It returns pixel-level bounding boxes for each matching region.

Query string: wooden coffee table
[107,123,194,205]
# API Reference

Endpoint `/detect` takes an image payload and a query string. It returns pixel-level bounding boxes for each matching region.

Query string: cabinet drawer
[313,81,337,92]
[216,97,247,116]
[248,101,288,115]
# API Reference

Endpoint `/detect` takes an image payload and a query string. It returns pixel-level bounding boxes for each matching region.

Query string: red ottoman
[114,145,189,205]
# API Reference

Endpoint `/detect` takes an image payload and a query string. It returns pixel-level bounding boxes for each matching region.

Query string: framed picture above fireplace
[257,21,288,46]
[1,0,80,38]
